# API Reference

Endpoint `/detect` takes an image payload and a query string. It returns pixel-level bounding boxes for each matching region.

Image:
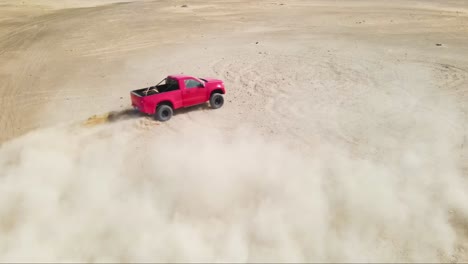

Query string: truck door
[182,78,207,106]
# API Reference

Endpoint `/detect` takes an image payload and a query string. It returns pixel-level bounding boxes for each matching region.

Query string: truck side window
[185,79,203,89]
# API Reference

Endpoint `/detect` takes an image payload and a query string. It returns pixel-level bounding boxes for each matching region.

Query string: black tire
[156,104,173,121]
[210,93,224,109]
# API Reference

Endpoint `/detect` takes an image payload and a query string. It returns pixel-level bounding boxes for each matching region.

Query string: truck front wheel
[210,93,224,109]
[156,104,173,121]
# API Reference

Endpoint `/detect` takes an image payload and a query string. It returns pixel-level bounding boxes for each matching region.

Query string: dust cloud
[0,105,467,263]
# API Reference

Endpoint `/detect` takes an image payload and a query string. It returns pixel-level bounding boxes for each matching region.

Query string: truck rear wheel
[210,93,224,109]
[156,104,173,121]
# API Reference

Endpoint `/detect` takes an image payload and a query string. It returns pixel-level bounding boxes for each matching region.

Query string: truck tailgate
[131,92,143,110]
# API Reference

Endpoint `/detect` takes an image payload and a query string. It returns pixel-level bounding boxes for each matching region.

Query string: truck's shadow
[175,103,211,115]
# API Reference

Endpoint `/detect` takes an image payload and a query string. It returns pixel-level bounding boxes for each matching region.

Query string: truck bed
[131,84,178,97]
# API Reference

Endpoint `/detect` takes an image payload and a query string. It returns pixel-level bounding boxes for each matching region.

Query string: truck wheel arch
[210,89,225,97]
[156,101,174,110]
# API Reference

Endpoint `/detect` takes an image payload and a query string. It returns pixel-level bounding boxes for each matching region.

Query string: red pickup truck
[130,74,226,121]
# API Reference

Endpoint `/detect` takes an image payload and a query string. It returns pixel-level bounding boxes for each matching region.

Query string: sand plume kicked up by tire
[0,111,467,262]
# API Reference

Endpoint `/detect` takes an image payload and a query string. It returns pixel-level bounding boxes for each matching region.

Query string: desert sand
[1,0,468,262]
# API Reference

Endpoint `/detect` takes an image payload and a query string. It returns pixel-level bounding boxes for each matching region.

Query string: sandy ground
[1,0,468,262]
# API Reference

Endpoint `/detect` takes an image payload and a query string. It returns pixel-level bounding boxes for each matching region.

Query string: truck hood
[202,77,223,83]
